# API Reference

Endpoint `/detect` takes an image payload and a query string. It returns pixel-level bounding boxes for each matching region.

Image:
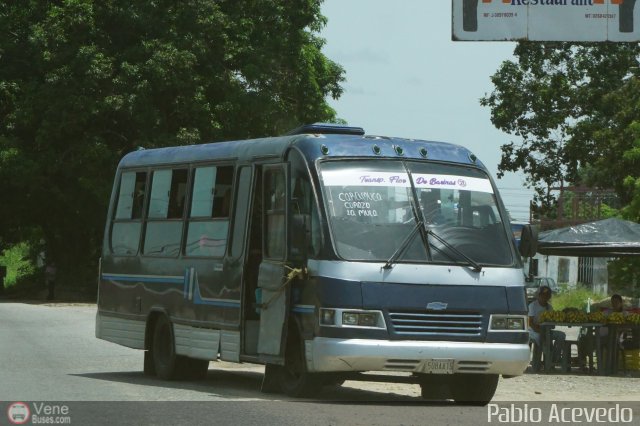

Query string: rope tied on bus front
[260,265,307,310]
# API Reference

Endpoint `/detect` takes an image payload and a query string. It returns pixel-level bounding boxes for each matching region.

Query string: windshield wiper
[382,220,424,270]
[426,228,483,273]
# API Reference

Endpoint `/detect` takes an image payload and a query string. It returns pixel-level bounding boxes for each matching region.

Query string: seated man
[606,293,624,315]
[599,294,627,341]
[578,294,631,373]
[601,294,635,370]
[528,285,566,370]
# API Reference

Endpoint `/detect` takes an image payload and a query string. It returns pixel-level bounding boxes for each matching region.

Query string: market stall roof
[537,218,640,257]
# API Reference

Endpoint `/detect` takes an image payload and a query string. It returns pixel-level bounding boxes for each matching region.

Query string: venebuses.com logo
[6,402,72,424]
[7,402,30,425]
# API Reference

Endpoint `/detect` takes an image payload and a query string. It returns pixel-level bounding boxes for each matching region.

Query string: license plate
[423,359,454,374]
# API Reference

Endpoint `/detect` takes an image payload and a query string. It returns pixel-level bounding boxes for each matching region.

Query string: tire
[323,374,346,387]
[450,374,499,406]
[152,315,181,380]
[418,375,452,401]
[143,350,156,376]
[261,364,283,394]
[278,333,323,397]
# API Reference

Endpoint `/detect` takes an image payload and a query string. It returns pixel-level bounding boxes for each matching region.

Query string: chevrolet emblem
[426,302,448,311]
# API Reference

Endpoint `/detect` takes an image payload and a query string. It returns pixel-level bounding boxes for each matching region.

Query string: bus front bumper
[305,337,530,376]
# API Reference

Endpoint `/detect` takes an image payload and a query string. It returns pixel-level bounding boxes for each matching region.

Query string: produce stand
[539,310,640,375]
[539,322,604,374]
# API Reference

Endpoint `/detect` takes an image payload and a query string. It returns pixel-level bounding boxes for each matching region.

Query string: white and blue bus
[96,123,536,403]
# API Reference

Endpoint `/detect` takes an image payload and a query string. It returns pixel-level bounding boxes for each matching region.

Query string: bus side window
[290,176,321,258]
[184,165,234,258]
[230,166,252,259]
[111,171,147,256]
[143,168,187,257]
[289,150,322,257]
[264,167,286,259]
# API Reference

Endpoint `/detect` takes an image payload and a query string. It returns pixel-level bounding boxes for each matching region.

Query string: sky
[319,0,534,221]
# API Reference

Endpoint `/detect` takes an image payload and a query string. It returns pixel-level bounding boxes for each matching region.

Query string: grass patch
[552,287,602,312]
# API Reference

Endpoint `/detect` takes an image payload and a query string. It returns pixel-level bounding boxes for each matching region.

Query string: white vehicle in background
[525,277,560,302]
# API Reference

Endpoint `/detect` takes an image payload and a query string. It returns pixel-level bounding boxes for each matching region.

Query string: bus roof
[117,132,487,171]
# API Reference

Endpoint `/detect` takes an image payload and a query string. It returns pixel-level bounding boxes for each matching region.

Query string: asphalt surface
[1,302,638,426]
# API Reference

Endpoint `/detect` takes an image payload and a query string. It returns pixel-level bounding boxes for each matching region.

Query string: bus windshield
[319,160,514,267]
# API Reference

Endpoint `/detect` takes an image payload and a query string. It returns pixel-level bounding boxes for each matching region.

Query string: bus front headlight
[489,315,526,331]
[319,308,386,329]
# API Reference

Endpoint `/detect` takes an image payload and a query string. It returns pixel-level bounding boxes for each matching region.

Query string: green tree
[0,0,344,287]
[608,257,640,299]
[480,42,640,219]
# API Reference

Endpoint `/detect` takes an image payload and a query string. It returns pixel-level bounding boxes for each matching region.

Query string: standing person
[580,294,627,374]
[601,294,630,359]
[0,264,6,295]
[45,261,56,301]
[528,286,566,371]
[600,294,625,338]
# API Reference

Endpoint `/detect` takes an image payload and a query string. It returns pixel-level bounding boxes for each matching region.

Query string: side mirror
[290,214,311,261]
[518,224,538,258]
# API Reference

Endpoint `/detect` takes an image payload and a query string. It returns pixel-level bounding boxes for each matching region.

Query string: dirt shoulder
[494,372,640,401]
[214,361,640,401]
[338,373,640,402]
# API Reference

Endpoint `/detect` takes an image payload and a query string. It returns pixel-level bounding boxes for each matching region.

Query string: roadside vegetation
[0,1,345,296]
[0,242,35,288]
[0,242,45,299]
[552,287,603,312]
[483,42,640,298]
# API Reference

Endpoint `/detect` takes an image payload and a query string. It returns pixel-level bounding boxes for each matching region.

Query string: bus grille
[388,311,483,337]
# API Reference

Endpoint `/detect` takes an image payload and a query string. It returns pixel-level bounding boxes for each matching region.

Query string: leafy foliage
[483,43,640,296]
[481,42,640,218]
[0,242,36,287]
[608,258,640,298]
[0,1,344,285]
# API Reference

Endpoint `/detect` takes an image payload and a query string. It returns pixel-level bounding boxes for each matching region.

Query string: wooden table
[539,322,604,374]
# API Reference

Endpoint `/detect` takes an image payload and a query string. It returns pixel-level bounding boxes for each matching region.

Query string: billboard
[452,0,640,41]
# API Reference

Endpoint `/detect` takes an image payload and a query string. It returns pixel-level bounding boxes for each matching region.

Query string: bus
[96,123,537,404]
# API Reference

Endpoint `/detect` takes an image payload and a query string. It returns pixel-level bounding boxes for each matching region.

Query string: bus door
[255,165,290,363]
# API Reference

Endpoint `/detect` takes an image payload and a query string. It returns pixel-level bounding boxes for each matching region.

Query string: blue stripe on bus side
[190,271,240,308]
[194,299,241,308]
[292,305,315,314]
[102,272,241,308]
[183,269,189,299]
[101,274,185,284]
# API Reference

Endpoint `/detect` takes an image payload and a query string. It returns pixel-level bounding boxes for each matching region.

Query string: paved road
[0,302,490,425]
[1,302,639,426]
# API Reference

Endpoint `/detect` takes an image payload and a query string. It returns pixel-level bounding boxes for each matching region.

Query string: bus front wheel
[450,374,499,405]
[417,374,452,401]
[278,333,323,397]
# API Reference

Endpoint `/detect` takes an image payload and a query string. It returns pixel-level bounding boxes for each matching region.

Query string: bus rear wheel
[278,334,323,397]
[152,315,182,380]
[151,315,209,381]
[450,374,499,406]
